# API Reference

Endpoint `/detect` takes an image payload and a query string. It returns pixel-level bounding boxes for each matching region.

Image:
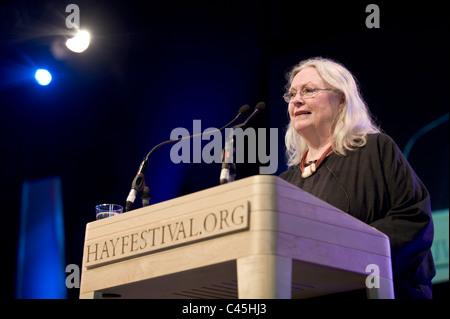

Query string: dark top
[279,133,435,299]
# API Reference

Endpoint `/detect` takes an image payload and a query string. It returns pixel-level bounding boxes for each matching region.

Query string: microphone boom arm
[124,104,251,212]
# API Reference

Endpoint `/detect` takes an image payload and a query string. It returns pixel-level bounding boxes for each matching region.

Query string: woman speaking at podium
[279,57,435,299]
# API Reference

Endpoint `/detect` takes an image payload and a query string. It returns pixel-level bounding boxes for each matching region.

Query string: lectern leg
[237,255,292,299]
[366,277,395,299]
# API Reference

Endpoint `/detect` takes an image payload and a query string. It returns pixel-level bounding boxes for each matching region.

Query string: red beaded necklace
[300,146,333,178]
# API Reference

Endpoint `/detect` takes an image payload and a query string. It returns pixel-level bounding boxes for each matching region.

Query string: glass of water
[95,203,123,220]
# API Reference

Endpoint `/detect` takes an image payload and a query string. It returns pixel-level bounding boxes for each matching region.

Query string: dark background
[0,0,448,299]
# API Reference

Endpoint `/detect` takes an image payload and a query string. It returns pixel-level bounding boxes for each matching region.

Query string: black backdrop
[0,0,448,299]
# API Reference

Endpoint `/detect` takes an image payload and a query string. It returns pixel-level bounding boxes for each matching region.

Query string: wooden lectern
[80,175,394,299]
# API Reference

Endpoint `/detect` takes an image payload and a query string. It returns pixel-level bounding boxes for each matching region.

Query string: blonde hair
[284,57,380,167]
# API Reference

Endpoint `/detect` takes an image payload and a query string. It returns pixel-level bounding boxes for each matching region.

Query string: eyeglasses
[283,87,338,103]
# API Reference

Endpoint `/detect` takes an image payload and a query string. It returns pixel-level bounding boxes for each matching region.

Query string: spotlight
[66,30,91,53]
[34,69,52,86]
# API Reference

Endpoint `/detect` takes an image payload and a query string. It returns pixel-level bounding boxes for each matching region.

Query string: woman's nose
[291,92,305,106]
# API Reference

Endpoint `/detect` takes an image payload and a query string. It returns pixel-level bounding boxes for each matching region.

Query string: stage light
[66,30,91,53]
[34,69,52,86]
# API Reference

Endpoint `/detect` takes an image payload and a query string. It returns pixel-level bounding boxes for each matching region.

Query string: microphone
[219,102,266,184]
[233,102,265,129]
[124,104,251,212]
[125,159,148,212]
[141,186,151,207]
[220,129,236,184]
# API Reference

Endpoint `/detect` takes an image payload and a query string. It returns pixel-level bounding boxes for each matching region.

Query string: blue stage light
[34,69,52,86]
